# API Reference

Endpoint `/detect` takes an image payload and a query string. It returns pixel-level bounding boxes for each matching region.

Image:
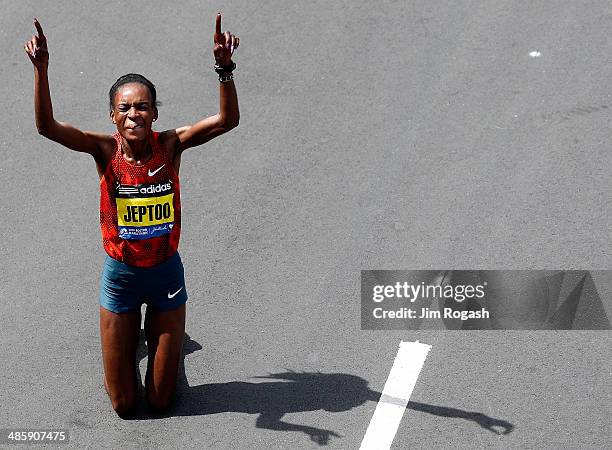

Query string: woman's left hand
[213,13,239,66]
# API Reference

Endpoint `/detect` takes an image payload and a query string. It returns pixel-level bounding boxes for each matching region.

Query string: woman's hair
[108,73,161,111]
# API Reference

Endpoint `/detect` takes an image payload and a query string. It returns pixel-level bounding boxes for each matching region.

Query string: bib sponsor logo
[115,181,175,240]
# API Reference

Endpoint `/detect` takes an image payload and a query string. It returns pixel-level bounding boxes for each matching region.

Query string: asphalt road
[1,1,611,448]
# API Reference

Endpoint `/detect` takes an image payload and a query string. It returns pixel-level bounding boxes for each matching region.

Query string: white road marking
[360,340,432,450]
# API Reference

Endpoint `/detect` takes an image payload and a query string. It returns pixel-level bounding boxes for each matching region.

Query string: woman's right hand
[24,18,49,69]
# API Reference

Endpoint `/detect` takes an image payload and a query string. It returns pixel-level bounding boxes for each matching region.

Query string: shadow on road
[127,332,514,444]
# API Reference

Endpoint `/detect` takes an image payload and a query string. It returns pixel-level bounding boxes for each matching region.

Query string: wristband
[214,61,236,75]
[219,73,234,83]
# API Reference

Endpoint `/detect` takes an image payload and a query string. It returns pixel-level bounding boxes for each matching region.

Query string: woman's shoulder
[94,133,120,179]
[155,129,180,151]
[154,129,182,165]
[153,129,183,175]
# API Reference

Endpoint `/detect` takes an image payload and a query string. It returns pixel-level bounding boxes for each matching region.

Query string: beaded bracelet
[219,73,234,83]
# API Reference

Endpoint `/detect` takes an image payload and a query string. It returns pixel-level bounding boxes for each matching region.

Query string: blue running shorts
[99,252,188,314]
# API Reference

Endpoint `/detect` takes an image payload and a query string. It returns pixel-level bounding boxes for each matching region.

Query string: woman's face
[110,83,157,142]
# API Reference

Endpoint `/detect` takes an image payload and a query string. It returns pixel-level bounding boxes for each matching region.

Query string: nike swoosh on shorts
[168,287,183,299]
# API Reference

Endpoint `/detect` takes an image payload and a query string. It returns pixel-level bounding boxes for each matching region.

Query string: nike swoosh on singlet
[148,164,165,176]
[168,287,183,299]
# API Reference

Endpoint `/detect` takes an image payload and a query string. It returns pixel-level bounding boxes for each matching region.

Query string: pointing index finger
[33,18,44,37]
[215,13,221,36]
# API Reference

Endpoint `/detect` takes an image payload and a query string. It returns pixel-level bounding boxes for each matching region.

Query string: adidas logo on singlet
[117,182,172,196]
[139,182,171,194]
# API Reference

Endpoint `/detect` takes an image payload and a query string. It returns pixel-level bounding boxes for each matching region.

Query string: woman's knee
[111,391,137,418]
[146,389,173,413]
[105,376,138,417]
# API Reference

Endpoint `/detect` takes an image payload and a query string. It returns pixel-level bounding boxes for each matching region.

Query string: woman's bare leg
[144,303,186,412]
[99,306,141,417]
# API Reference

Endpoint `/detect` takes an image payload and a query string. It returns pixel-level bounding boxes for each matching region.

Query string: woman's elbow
[37,125,52,138]
[228,117,240,129]
[36,120,57,139]
[221,115,239,130]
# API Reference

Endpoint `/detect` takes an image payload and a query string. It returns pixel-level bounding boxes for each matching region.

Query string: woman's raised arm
[25,19,114,161]
[173,13,240,152]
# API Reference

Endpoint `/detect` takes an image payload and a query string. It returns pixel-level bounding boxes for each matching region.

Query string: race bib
[115,181,175,240]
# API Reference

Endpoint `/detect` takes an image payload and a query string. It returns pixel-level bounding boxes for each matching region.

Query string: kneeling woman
[25,14,239,417]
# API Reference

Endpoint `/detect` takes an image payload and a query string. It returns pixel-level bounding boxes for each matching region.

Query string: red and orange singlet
[99,131,181,267]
